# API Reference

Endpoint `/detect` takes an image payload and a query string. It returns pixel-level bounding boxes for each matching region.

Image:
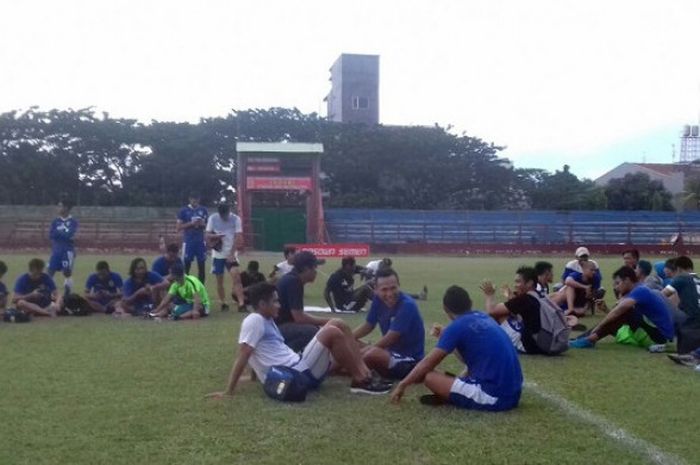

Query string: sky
[2,0,700,179]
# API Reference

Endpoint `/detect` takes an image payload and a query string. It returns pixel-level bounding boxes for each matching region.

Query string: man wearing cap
[275,251,331,352]
[555,247,604,314]
[149,263,210,320]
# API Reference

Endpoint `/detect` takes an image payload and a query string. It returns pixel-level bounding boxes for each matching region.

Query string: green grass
[1,253,698,465]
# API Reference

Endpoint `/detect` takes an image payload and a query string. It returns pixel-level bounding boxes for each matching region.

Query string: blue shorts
[182,241,206,264]
[211,258,239,275]
[48,249,75,274]
[448,377,520,412]
[387,352,418,379]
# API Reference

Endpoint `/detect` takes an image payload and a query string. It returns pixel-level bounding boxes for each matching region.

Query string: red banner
[246,176,312,191]
[247,163,281,173]
[289,243,370,258]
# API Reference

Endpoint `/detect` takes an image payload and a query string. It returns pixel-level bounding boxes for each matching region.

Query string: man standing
[324,256,373,313]
[570,266,675,350]
[353,268,425,379]
[206,203,245,312]
[390,285,522,411]
[176,193,208,284]
[276,251,331,352]
[48,201,78,295]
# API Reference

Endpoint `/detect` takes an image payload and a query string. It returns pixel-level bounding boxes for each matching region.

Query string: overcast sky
[2,0,700,179]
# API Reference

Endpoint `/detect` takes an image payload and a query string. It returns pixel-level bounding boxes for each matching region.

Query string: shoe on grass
[237,304,249,313]
[667,353,700,367]
[647,344,667,353]
[221,303,230,312]
[569,337,595,349]
[349,378,392,395]
[419,285,428,301]
[419,394,447,406]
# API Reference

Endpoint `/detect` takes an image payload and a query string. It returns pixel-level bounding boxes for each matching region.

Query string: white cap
[575,247,590,258]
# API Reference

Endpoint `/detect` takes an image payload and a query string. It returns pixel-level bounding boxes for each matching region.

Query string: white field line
[525,382,687,465]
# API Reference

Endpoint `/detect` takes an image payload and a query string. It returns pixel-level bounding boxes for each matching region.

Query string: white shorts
[500,318,526,353]
[294,336,332,381]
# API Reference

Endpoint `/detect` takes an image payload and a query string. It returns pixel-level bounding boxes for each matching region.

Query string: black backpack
[61,293,92,316]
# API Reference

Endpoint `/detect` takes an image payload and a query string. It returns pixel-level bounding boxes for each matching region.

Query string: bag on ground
[527,291,570,355]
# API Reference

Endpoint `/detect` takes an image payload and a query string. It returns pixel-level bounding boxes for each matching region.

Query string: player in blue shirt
[391,285,523,411]
[84,261,123,313]
[570,266,675,349]
[152,243,184,282]
[353,268,425,379]
[114,257,169,317]
[47,201,79,295]
[176,193,208,284]
[12,258,60,317]
[0,260,8,312]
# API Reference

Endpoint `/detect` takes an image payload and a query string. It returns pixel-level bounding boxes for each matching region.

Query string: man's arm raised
[206,343,255,399]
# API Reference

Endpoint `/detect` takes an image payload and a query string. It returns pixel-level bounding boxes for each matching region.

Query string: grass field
[1,252,698,465]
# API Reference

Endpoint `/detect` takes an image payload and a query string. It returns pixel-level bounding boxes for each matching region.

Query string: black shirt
[241,270,266,289]
[326,270,354,307]
[276,271,304,326]
[504,294,542,354]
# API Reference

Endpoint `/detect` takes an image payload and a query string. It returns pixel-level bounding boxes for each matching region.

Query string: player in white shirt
[269,246,296,282]
[206,203,245,312]
[206,282,392,400]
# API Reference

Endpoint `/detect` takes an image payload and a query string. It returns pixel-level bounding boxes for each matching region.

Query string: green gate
[251,207,306,251]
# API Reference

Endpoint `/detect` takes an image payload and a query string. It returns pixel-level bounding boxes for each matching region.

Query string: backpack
[3,308,31,323]
[263,366,310,402]
[61,293,92,316]
[527,291,570,355]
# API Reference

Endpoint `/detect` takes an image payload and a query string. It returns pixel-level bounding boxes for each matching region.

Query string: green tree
[603,172,673,211]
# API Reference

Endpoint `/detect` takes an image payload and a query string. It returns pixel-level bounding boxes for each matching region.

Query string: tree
[603,173,673,211]
[517,165,606,210]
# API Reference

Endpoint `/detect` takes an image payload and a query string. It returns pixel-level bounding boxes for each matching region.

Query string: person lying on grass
[570,266,675,349]
[207,282,392,400]
[149,263,210,320]
[390,285,522,411]
[353,267,426,380]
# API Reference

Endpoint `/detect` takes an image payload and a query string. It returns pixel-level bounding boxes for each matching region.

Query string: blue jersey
[177,205,208,244]
[627,285,675,340]
[123,272,163,298]
[85,272,123,294]
[436,311,523,399]
[563,267,601,289]
[152,256,183,277]
[366,292,425,360]
[14,273,56,296]
[49,216,78,251]
[568,271,601,290]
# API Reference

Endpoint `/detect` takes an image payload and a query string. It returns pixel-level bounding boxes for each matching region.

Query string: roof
[635,163,679,176]
[236,142,323,155]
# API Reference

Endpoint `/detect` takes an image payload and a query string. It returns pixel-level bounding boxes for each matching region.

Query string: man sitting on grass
[149,263,210,320]
[561,260,605,317]
[570,266,675,350]
[84,261,123,313]
[353,268,425,379]
[534,261,554,298]
[661,256,700,354]
[12,258,61,317]
[114,258,169,317]
[206,282,391,399]
[152,243,184,283]
[0,260,8,312]
[324,256,374,313]
[390,285,522,411]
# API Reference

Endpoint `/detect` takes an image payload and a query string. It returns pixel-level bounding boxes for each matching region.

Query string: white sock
[64,277,73,293]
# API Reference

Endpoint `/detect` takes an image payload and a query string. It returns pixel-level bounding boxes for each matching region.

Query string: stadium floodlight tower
[679,124,700,163]
[236,142,325,251]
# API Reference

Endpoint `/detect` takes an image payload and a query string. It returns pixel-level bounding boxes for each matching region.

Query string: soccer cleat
[221,303,230,312]
[237,304,249,313]
[667,353,700,367]
[349,378,392,395]
[419,285,428,301]
[569,337,595,349]
[647,344,667,353]
[419,394,447,406]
